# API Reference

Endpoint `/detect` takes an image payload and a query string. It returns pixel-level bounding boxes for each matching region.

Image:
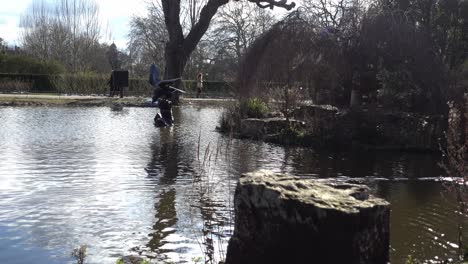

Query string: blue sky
[0,0,147,49]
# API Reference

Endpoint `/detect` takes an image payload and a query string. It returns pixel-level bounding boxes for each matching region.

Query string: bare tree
[20,0,104,72]
[0,37,6,52]
[128,4,168,76]
[211,1,277,65]
[159,0,296,84]
[20,0,51,60]
[106,42,121,70]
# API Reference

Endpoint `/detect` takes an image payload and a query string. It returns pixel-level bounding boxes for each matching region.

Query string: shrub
[219,103,242,132]
[52,73,108,95]
[71,245,87,264]
[0,53,64,75]
[0,78,32,93]
[243,98,268,118]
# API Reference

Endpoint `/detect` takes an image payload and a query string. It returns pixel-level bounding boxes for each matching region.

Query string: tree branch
[245,0,296,10]
[184,0,229,57]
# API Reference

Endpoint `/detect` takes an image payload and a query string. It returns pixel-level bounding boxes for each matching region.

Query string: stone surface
[119,255,144,264]
[240,118,305,138]
[293,104,445,150]
[225,170,390,264]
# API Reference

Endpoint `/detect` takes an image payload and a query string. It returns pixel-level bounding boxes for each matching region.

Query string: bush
[281,125,306,139]
[0,53,64,75]
[219,103,242,132]
[0,73,57,93]
[0,53,65,92]
[243,98,269,118]
[0,78,32,93]
[52,73,108,95]
[0,70,232,97]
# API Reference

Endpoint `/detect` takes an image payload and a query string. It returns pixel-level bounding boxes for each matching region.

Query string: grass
[243,97,268,118]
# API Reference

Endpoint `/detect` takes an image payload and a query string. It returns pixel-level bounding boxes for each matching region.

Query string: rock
[225,170,390,264]
[119,255,144,264]
[240,118,305,138]
[111,103,124,111]
[240,118,265,138]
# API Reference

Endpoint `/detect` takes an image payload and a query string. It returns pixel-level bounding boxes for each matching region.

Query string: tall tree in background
[160,0,295,84]
[213,1,277,64]
[20,0,104,72]
[128,4,168,76]
[0,37,5,52]
[106,42,121,70]
[200,1,276,80]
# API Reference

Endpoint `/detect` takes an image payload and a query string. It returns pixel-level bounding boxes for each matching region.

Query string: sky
[0,0,148,49]
[0,0,299,50]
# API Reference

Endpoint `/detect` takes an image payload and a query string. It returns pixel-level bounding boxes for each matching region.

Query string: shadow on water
[145,124,181,258]
[143,108,226,262]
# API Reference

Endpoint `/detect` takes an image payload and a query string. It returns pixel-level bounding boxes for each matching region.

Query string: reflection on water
[0,105,463,263]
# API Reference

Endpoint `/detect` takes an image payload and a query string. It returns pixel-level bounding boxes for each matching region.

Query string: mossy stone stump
[225,170,390,264]
[240,118,305,138]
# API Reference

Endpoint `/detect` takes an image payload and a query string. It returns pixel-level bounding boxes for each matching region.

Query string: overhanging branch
[242,0,296,10]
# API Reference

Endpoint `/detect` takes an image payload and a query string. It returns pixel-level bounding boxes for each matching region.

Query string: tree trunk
[161,0,295,89]
[164,41,187,104]
[164,42,186,80]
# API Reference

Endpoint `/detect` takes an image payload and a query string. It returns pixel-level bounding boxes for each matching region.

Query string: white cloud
[98,0,148,47]
[0,15,22,45]
[0,0,28,44]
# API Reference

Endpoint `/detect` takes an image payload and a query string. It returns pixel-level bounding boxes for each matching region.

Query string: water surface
[0,105,464,263]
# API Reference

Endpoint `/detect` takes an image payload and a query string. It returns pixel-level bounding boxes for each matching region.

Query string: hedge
[0,73,234,97]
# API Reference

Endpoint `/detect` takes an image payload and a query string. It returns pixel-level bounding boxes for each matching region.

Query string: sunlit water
[0,104,465,263]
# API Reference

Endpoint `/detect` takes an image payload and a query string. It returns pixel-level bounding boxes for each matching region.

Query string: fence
[0,73,234,98]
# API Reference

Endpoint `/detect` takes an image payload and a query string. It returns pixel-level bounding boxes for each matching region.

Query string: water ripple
[0,105,459,264]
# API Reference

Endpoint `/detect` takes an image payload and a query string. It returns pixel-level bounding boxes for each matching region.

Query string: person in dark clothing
[149,64,183,127]
[196,73,203,98]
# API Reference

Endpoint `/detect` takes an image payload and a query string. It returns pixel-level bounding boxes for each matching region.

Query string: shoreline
[0,93,235,107]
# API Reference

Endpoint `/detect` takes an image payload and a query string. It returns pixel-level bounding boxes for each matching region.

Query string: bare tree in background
[184,0,210,30]
[20,0,103,72]
[156,0,296,85]
[129,0,278,80]
[302,0,367,107]
[128,2,167,76]
[106,42,121,70]
[211,1,277,65]
[0,37,6,52]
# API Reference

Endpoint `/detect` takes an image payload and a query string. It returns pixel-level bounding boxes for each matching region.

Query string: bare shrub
[71,244,87,264]
[0,80,32,93]
[268,84,306,121]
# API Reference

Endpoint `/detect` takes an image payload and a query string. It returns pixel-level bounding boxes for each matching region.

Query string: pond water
[0,104,465,263]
